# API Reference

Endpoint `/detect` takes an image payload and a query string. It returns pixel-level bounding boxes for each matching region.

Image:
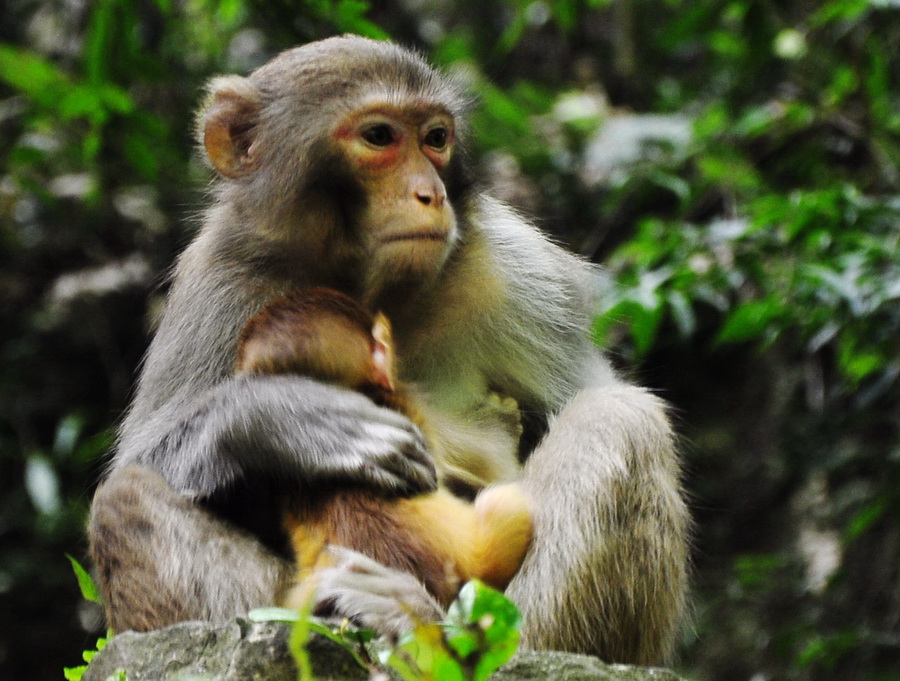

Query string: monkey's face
[331,103,459,294]
[199,37,472,300]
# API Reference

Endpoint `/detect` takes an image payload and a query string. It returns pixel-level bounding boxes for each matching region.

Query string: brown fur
[284,486,531,608]
[237,289,531,607]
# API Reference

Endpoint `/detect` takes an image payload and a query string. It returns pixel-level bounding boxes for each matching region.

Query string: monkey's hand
[290,382,438,495]
[479,392,523,441]
[312,546,444,638]
[125,375,437,499]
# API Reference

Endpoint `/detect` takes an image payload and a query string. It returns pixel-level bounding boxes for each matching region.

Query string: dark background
[1,1,898,679]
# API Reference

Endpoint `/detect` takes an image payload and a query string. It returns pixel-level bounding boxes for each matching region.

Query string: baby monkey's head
[236,287,395,397]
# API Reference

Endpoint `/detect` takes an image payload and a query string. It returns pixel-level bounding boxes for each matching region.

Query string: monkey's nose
[414,185,445,208]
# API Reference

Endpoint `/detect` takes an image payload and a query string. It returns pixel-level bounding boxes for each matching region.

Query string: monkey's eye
[424,127,449,150]
[361,125,395,147]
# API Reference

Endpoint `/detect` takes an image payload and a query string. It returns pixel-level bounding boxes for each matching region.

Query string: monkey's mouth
[379,231,447,243]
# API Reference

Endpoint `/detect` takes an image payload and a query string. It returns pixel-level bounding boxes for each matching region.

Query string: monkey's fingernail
[313,596,339,617]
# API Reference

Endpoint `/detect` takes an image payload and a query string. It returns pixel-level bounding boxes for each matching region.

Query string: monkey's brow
[350,98,454,124]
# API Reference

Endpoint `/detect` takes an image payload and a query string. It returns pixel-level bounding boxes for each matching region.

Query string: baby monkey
[235,288,533,608]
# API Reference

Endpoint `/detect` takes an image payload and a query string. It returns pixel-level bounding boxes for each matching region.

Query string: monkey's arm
[110,233,437,500]
[92,373,436,632]
[117,374,436,499]
[507,381,688,664]
[90,241,440,632]
[480,203,689,663]
[90,464,295,631]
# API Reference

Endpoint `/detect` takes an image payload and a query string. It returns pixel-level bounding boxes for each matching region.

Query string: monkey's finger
[312,546,444,637]
[354,420,437,494]
[354,448,438,497]
[312,434,436,496]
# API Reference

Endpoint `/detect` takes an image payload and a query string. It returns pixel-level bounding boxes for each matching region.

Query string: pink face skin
[332,103,460,293]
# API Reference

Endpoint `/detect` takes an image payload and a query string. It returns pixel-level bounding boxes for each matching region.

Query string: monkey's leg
[89,465,293,632]
[281,518,332,612]
[469,483,533,590]
[285,490,468,612]
[505,384,689,665]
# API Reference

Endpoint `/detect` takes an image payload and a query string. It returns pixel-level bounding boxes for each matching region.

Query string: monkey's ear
[199,76,262,179]
[371,312,396,391]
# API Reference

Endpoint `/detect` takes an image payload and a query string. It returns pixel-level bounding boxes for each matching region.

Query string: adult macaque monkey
[235,287,532,607]
[88,35,688,664]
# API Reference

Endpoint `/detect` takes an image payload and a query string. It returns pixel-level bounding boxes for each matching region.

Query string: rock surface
[83,620,687,681]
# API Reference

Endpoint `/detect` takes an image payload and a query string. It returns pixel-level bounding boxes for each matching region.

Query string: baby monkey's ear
[370,312,396,392]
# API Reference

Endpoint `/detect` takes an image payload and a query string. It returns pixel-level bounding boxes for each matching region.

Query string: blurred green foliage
[384,580,521,681]
[249,580,521,681]
[0,0,898,680]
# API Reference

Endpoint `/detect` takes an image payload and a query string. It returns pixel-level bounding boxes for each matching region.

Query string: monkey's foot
[481,392,523,438]
[311,546,444,639]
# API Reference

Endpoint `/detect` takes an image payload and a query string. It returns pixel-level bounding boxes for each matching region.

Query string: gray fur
[88,36,688,664]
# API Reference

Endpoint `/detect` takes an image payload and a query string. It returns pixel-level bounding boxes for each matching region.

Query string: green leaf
[708,30,746,58]
[480,86,533,135]
[845,496,890,542]
[63,665,88,681]
[290,609,315,681]
[65,637,108,680]
[85,638,107,664]
[447,581,521,681]
[697,153,761,194]
[382,581,521,681]
[693,103,729,139]
[97,84,135,114]
[448,581,521,633]
[734,554,783,590]
[248,607,300,623]
[811,0,869,27]
[387,623,467,681]
[796,632,861,670]
[0,45,70,107]
[866,44,891,125]
[840,350,883,383]
[59,88,106,120]
[717,299,784,344]
[67,554,102,604]
[649,171,692,203]
[331,0,390,39]
[733,104,778,138]
[305,620,371,669]
[496,10,529,55]
[837,333,885,383]
[631,303,665,356]
[593,294,666,356]
[551,0,579,32]
[667,290,696,338]
[824,65,859,108]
